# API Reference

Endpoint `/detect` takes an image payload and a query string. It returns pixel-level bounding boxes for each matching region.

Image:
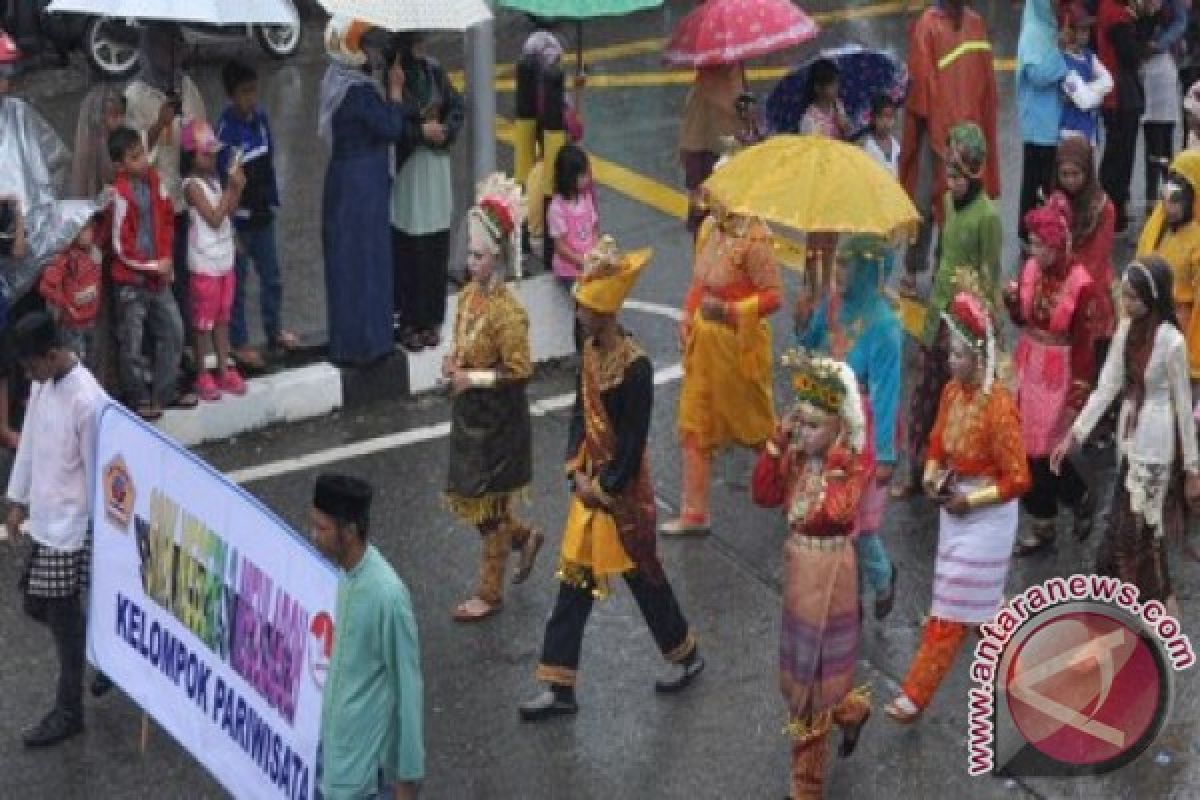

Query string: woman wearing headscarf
[385,33,465,354]
[678,64,744,237]
[1052,257,1200,614]
[1006,197,1099,556]
[795,234,902,619]
[319,17,420,366]
[1016,0,1068,240]
[895,123,1002,497]
[1137,149,1200,379]
[1137,0,1188,211]
[123,22,206,334]
[442,174,541,622]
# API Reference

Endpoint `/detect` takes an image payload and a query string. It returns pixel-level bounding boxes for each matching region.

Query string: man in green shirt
[311,473,424,800]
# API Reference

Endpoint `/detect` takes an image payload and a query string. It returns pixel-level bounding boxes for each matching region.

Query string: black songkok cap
[13,311,61,360]
[313,473,373,523]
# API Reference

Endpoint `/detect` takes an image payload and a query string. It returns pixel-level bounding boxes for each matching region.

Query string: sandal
[839,708,871,757]
[452,596,501,623]
[884,695,922,724]
[234,347,268,373]
[136,405,164,421]
[273,330,300,351]
[170,391,199,410]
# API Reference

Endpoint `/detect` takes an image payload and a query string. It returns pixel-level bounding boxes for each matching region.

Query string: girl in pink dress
[546,144,599,284]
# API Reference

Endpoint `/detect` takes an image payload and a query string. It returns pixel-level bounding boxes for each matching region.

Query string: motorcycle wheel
[84,16,139,79]
[255,23,301,60]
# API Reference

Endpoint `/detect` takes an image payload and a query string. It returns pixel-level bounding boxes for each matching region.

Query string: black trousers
[392,228,450,332]
[1022,456,1089,522]
[539,572,693,685]
[1019,143,1059,239]
[26,593,86,719]
[1101,109,1142,223]
[1143,121,1176,206]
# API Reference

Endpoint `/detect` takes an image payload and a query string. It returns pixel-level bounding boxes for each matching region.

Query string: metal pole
[466,18,496,187]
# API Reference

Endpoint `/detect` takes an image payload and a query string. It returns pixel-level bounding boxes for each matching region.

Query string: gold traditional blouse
[451,282,533,380]
[926,380,1031,501]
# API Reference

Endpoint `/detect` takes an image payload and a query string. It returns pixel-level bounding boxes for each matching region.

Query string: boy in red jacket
[107,126,189,421]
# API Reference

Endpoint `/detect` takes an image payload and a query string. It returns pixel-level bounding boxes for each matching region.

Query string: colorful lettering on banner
[90,403,338,800]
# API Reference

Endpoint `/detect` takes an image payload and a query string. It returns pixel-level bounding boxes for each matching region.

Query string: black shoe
[22,708,83,748]
[654,654,705,694]
[518,688,578,722]
[90,672,114,698]
[839,708,871,758]
[875,565,897,621]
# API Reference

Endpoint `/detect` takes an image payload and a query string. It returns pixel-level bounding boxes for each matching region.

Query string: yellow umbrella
[702,135,920,240]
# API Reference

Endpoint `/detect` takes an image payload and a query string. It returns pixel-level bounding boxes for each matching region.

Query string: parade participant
[1052,257,1200,613]
[1050,136,1117,378]
[885,292,1031,723]
[661,199,781,535]
[443,174,542,622]
[1016,0,1068,241]
[1008,198,1099,555]
[8,312,108,747]
[898,0,1000,294]
[319,16,420,366]
[1137,150,1200,379]
[794,234,901,619]
[519,238,703,721]
[309,473,424,800]
[895,123,1002,497]
[386,32,465,353]
[679,63,744,236]
[750,352,873,798]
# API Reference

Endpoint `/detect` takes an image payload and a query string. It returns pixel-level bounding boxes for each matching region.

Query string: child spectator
[108,125,190,421]
[799,58,851,139]
[860,93,900,176]
[1059,3,1114,144]
[215,59,297,372]
[546,144,598,284]
[39,218,101,366]
[182,120,246,402]
[1184,79,1200,150]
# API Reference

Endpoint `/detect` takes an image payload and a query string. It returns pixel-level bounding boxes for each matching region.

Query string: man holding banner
[310,473,425,800]
[7,312,108,747]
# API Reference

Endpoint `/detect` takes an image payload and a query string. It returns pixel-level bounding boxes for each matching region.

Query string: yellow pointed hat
[573,235,653,314]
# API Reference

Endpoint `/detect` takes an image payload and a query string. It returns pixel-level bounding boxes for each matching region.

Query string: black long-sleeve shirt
[566,349,653,497]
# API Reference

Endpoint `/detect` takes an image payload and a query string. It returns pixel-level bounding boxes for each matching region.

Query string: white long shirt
[7,363,108,551]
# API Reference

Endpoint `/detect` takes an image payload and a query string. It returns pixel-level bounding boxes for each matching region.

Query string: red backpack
[39,248,102,329]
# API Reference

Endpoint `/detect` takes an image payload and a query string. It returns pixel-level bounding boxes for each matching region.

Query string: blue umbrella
[766,44,908,139]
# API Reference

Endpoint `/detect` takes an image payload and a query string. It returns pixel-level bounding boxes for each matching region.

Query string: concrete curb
[155,274,577,447]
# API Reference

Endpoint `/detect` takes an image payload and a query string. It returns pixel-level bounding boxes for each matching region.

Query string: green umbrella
[498,0,664,73]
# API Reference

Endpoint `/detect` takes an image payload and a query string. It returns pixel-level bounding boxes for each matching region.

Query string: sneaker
[218,368,246,396]
[195,372,221,403]
[23,708,83,747]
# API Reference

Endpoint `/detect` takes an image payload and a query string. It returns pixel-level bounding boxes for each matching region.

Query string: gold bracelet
[922,460,940,486]
[965,484,1001,509]
[765,440,782,458]
[467,370,498,388]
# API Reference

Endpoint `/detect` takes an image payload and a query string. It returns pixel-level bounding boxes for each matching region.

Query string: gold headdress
[573,235,653,314]
[467,172,525,278]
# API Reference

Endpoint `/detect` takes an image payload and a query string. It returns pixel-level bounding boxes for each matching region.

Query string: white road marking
[227,301,686,486]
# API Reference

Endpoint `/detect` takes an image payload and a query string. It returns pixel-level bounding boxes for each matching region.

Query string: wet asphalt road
[1,2,1198,798]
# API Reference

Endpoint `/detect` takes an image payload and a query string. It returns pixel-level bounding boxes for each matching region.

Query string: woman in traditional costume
[1052,257,1200,614]
[1007,197,1100,555]
[895,122,1003,497]
[795,234,901,619]
[319,17,419,366]
[885,291,1031,723]
[443,174,542,622]
[662,200,782,535]
[751,352,873,799]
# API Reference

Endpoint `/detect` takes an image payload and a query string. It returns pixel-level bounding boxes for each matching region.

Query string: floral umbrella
[663,0,819,69]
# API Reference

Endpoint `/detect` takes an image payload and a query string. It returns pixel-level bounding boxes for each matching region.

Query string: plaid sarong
[21,534,91,599]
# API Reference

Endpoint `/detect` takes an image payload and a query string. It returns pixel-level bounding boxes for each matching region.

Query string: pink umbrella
[664,0,819,68]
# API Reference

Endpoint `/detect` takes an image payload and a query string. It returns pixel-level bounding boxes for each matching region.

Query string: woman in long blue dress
[319,17,419,365]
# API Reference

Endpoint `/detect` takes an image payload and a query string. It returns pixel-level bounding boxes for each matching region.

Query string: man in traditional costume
[898,0,1000,293]
[1007,197,1100,555]
[885,292,1031,723]
[662,200,782,535]
[519,237,704,722]
[750,351,873,799]
[896,122,1002,497]
[794,234,902,619]
[443,174,543,622]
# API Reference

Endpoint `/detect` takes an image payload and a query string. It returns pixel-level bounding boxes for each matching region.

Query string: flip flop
[452,598,501,623]
[136,405,164,421]
[273,330,300,351]
[170,392,199,410]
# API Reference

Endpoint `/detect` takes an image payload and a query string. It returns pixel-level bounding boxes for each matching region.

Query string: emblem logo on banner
[103,455,135,529]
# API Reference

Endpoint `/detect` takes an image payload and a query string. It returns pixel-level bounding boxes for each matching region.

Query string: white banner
[88,404,339,800]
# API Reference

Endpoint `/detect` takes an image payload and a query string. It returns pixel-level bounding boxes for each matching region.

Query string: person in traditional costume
[1008,197,1100,555]
[661,200,781,535]
[885,292,1031,723]
[794,234,901,619]
[895,123,1002,497]
[319,17,420,366]
[519,237,703,722]
[1137,150,1200,380]
[750,352,873,799]
[678,64,744,236]
[1052,257,1200,615]
[898,0,1000,293]
[443,174,542,622]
